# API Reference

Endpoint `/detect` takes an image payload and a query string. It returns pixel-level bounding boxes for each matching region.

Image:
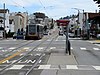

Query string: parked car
[59,30,63,36]
[68,33,75,38]
[13,33,17,39]
[97,34,100,39]
[17,32,25,39]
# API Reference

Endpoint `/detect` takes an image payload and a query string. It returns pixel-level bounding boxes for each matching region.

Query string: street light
[71,8,84,37]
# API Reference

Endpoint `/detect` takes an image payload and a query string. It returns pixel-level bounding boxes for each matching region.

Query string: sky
[0,0,99,19]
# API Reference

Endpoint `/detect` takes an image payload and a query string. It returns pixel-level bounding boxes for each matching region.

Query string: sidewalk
[40,48,77,75]
[88,40,100,44]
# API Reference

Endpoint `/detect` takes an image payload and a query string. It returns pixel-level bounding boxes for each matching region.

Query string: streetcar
[25,24,44,40]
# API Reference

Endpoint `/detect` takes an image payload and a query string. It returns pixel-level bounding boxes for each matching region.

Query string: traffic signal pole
[56,20,70,55]
[65,25,68,53]
[65,25,71,55]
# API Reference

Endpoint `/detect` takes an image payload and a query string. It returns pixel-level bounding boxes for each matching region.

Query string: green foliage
[93,0,100,4]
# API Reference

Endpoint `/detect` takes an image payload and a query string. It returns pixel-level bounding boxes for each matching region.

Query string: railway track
[0,40,35,56]
[0,34,58,75]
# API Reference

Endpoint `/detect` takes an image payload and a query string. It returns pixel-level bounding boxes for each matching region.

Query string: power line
[38,0,50,17]
[12,0,23,7]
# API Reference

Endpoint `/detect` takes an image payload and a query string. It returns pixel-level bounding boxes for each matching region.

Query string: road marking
[38,65,100,70]
[34,53,41,56]
[93,48,100,50]
[80,47,86,50]
[27,60,36,63]
[0,47,3,49]
[39,60,42,63]
[93,66,100,70]
[23,47,30,50]
[9,65,24,69]
[0,49,26,64]
[38,47,44,50]
[3,65,100,70]
[47,40,52,41]
[50,47,56,49]
[38,65,51,69]
[55,40,58,41]
[66,65,78,69]
[38,40,42,41]
[71,47,73,50]
[95,44,100,47]
[8,47,16,50]
[62,40,66,41]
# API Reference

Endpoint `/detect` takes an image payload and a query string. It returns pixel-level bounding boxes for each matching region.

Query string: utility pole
[3,3,6,39]
[72,8,85,38]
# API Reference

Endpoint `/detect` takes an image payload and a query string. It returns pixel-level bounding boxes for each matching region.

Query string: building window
[7,26,9,28]
[71,25,73,27]
[0,20,3,23]
[9,19,13,24]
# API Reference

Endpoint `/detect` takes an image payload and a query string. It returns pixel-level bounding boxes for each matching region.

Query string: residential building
[0,9,9,33]
[9,12,28,32]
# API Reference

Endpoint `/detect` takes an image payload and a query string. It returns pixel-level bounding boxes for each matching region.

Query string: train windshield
[28,25,36,34]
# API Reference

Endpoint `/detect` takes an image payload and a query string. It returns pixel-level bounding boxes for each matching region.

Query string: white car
[59,30,63,36]
[68,33,75,38]
[97,34,100,39]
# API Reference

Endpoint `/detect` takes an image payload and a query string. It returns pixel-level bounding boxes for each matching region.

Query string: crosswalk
[79,47,100,51]
[38,65,100,70]
[0,46,100,52]
[4,64,100,71]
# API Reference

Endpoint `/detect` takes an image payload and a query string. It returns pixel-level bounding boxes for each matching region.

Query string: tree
[93,0,100,4]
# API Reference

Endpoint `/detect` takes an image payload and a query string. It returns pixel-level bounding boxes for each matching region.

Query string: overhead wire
[11,0,28,13]
[38,0,51,17]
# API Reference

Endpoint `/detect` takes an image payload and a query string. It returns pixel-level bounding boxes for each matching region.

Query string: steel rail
[0,37,49,74]
[25,35,58,75]
[0,40,35,56]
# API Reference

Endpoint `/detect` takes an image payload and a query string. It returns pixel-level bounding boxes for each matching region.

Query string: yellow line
[0,49,26,64]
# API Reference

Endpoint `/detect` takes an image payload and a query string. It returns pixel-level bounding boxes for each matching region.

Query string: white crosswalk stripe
[93,48,100,50]
[66,65,78,69]
[50,47,56,49]
[23,47,30,50]
[8,47,16,50]
[80,47,86,50]
[38,65,100,70]
[93,66,100,70]
[71,47,73,50]
[4,65,100,70]
[38,65,51,69]
[9,65,25,69]
[37,47,44,50]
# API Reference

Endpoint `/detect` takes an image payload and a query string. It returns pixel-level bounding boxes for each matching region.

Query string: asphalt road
[0,31,100,75]
[69,38,100,75]
[0,32,58,75]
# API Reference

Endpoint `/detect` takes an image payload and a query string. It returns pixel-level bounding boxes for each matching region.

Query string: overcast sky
[0,0,99,19]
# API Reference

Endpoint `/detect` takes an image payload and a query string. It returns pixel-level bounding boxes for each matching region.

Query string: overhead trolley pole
[56,20,70,55]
